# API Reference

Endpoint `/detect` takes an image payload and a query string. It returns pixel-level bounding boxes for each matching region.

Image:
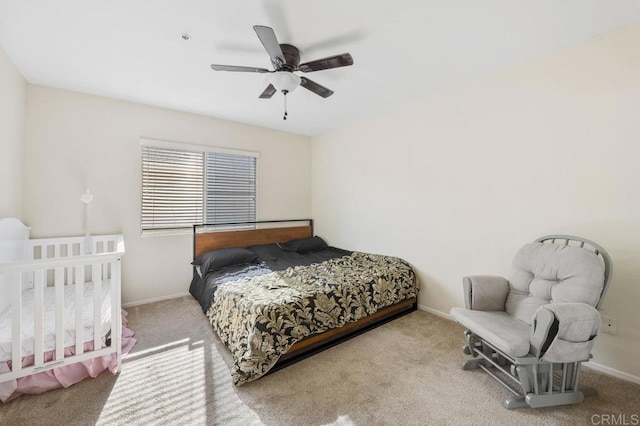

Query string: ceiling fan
[211,25,354,119]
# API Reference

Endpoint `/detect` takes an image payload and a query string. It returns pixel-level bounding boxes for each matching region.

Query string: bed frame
[193,219,418,372]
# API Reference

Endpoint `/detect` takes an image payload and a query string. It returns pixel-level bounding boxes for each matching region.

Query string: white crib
[0,225,124,386]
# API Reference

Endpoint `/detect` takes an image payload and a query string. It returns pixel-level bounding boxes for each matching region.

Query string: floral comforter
[207,252,418,385]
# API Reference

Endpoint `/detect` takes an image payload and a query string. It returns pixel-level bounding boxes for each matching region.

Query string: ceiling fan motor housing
[277,44,300,71]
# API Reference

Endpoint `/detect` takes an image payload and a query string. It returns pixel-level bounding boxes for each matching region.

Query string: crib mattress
[0,281,112,362]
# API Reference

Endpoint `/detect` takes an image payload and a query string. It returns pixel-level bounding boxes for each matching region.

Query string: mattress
[0,281,112,362]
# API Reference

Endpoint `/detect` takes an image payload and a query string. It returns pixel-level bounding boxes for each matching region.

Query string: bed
[0,218,135,402]
[189,219,419,385]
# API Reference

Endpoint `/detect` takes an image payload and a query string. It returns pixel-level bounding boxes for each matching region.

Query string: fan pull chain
[283,90,288,120]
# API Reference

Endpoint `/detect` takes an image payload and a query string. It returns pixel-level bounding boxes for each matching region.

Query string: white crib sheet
[0,281,112,362]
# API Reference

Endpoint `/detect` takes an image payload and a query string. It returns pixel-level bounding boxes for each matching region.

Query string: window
[141,139,257,235]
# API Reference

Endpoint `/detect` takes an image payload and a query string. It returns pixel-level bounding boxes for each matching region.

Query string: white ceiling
[1,1,639,137]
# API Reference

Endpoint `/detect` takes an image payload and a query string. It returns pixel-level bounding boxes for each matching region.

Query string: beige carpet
[0,296,638,425]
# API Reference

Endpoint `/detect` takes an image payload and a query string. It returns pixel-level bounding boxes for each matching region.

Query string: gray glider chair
[450,235,612,409]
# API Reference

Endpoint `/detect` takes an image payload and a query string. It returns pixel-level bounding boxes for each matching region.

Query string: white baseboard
[417,304,453,321]
[585,361,640,385]
[417,304,640,385]
[122,292,190,308]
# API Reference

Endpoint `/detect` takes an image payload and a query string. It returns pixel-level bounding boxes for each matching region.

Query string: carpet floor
[0,296,638,425]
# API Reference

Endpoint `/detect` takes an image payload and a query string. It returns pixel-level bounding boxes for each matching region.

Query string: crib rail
[27,234,124,260]
[0,235,124,383]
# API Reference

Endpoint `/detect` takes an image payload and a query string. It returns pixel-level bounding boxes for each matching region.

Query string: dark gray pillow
[278,236,328,253]
[246,243,281,261]
[192,247,258,275]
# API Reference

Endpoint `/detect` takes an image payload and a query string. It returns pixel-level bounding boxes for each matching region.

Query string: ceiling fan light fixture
[270,71,301,93]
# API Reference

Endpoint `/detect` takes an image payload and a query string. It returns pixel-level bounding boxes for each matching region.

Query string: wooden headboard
[193,220,313,259]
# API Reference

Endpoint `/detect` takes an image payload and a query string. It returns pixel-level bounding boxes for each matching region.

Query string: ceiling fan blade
[210,64,271,73]
[253,25,285,67]
[259,84,277,99]
[298,53,353,73]
[300,77,334,98]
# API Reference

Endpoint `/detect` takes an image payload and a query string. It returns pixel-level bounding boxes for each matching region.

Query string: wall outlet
[601,315,618,335]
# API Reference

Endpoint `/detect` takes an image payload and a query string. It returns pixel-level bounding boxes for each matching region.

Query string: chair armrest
[531,302,601,362]
[462,275,509,311]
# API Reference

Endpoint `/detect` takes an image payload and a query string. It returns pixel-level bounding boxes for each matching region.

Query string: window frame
[139,138,259,237]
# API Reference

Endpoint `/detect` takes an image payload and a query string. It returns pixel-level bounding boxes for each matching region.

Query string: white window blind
[141,143,256,234]
[205,153,256,225]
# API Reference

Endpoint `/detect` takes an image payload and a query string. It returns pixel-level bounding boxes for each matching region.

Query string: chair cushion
[450,307,531,357]
[506,242,604,324]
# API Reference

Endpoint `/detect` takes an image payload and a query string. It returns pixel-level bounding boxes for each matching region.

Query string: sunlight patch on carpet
[95,338,261,425]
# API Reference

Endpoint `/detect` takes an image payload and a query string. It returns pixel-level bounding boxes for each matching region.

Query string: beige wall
[0,44,26,218]
[23,86,311,305]
[312,26,640,380]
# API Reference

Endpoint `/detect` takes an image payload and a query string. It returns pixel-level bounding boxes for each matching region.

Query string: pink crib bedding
[0,310,136,403]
